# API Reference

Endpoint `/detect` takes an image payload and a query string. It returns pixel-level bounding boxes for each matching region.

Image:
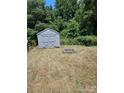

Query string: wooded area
[27,0,97,47]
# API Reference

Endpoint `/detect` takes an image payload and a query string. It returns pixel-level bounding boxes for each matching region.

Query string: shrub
[35,22,58,31]
[76,35,97,46]
[27,28,37,40]
[61,36,96,46]
[27,28,38,48]
[31,8,45,21]
[60,38,80,45]
[27,14,35,28]
[79,28,88,36]
[35,23,48,31]
[60,29,68,39]
[66,19,80,39]
[52,17,67,32]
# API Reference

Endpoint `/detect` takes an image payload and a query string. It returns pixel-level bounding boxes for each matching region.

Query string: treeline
[27,0,97,47]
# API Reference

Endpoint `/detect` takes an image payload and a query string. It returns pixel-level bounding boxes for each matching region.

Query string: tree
[31,8,45,22]
[27,0,97,47]
[27,14,36,28]
[67,19,79,39]
[51,17,67,32]
[55,0,78,20]
[75,0,97,36]
[27,0,45,14]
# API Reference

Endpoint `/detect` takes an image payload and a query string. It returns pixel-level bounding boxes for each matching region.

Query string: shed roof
[37,28,59,35]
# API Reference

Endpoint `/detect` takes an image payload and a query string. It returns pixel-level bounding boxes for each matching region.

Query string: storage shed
[37,28,60,48]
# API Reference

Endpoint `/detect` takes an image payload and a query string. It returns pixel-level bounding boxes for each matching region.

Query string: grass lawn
[27,45,97,93]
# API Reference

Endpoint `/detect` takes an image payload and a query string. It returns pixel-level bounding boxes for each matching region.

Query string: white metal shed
[37,28,60,48]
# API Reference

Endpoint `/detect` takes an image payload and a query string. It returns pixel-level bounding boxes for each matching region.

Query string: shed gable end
[37,28,60,48]
[37,28,59,36]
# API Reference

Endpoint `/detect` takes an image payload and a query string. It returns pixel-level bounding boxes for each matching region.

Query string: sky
[45,0,55,7]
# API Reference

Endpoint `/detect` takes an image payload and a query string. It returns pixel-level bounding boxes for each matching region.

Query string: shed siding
[37,29,60,48]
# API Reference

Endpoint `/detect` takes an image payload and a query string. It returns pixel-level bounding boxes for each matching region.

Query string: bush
[61,38,80,45]
[27,14,35,28]
[61,36,97,46]
[66,19,80,39]
[60,29,68,39]
[27,28,37,39]
[35,23,48,31]
[31,8,45,21]
[35,22,58,31]
[61,36,96,46]
[76,35,97,46]
[52,17,67,32]
[27,28,38,48]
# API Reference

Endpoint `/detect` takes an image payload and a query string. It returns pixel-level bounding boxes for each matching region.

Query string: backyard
[27,45,97,93]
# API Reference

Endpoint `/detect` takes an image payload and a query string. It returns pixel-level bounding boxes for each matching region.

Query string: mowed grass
[27,45,97,93]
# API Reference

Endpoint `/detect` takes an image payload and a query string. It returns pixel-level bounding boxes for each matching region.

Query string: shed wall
[37,30,60,48]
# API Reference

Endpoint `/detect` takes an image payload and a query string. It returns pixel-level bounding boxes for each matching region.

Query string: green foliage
[56,0,78,20]
[66,19,79,39]
[61,38,80,45]
[35,22,58,31]
[51,17,67,32]
[60,29,68,39]
[27,28,37,40]
[31,8,45,21]
[35,23,48,31]
[75,0,97,36]
[27,14,36,28]
[27,28,38,48]
[61,36,97,46]
[27,0,97,48]
[76,80,81,88]
[27,0,45,14]
[76,35,97,46]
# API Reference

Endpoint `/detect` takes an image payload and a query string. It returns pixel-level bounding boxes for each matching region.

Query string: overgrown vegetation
[61,35,97,46]
[27,0,97,47]
[28,46,97,93]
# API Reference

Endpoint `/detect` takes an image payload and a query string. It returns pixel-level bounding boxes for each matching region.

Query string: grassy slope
[28,45,97,93]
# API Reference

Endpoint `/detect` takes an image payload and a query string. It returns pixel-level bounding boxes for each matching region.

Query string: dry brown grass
[27,45,97,93]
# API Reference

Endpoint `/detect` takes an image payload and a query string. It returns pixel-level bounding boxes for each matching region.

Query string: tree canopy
[27,0,97,47]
